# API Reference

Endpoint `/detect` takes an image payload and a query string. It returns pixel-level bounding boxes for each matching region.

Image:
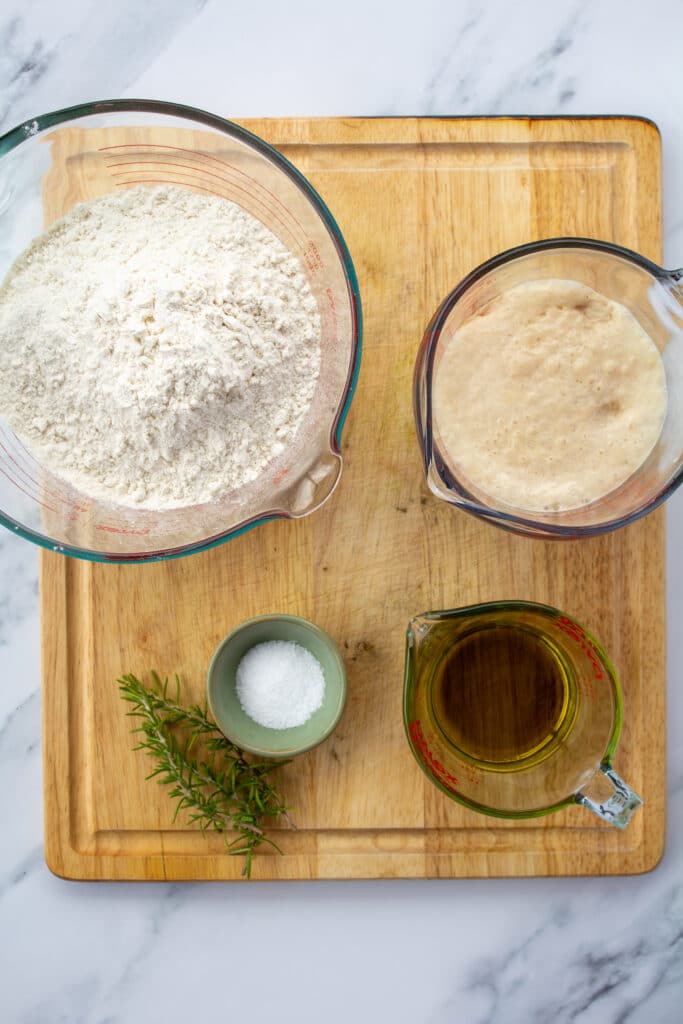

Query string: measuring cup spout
[576,766,643,829]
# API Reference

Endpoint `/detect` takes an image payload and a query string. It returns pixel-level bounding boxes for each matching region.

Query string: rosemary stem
[118,672,290,877]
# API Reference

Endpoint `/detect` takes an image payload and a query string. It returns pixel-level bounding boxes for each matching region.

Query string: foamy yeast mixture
[433,279,667,511]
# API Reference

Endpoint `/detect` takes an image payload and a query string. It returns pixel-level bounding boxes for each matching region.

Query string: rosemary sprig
[118,671,292,877]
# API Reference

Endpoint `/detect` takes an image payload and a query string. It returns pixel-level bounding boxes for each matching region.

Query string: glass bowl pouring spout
[414,237,683,539]
[0,100,362,562]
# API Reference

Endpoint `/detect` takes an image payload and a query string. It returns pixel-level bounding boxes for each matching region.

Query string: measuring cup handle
[667,269,683,306]
[576,766,643,829]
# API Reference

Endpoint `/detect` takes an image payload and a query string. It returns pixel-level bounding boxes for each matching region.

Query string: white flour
[0,185,321,508]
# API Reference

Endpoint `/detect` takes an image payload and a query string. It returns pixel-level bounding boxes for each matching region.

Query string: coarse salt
[235,640,325,729]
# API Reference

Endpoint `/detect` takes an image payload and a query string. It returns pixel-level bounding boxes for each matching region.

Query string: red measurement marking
[1,434,85,511]
[99,143,308,237]
[324,287,338,334]
[0,437,45,502]
[302,241,323,276]
[107,162,301,251]
[0,461,57,512]
[409,720,458,791]
[94,524,151,536]
[111,175,299,251]
[556,615,603,688]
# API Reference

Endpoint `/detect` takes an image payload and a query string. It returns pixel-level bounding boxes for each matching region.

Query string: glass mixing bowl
[0,100,361,561]
[414,238,683,538]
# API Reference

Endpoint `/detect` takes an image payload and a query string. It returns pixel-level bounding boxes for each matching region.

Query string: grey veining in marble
[1,1,683,1022]
[0,1,207,133]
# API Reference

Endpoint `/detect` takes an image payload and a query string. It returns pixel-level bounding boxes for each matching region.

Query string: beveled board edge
[41,115,665,880]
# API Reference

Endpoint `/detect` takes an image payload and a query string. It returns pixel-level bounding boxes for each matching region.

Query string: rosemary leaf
[118,672,291,877]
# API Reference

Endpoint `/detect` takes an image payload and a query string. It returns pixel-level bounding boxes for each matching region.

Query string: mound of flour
[0,185,321,508]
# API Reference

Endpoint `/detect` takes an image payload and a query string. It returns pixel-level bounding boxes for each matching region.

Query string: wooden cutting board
[41,116,665,880]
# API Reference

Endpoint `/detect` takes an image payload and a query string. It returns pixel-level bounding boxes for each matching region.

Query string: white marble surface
[1,1,683,1021]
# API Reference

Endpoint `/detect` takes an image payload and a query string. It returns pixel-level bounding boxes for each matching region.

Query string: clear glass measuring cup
[403,600,642,828]
[0,100,361,562]
[414,238,683,538]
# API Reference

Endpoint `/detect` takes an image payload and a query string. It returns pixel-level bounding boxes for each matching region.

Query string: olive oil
[431,625,572,766]
[405,603,635,822]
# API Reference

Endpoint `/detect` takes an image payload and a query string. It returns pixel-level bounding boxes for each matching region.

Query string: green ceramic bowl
[206,614,347,759]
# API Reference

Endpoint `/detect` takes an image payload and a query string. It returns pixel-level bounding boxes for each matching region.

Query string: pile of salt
[235,640,325,729]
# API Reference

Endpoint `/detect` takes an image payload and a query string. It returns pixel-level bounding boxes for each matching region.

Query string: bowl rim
[402,598,624,818]
[415,236,681,538]
[206,613,348,758]
[0,98,362,563]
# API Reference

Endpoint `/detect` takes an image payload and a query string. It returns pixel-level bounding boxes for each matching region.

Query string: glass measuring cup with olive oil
[403,601,642,827]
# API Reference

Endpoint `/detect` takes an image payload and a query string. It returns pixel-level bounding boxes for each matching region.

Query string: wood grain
[41,116,665,880]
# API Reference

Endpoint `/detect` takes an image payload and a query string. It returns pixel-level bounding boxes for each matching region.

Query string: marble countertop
[1,2,682,1021]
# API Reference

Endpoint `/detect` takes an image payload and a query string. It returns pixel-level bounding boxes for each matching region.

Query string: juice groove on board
[41,116,665,880]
